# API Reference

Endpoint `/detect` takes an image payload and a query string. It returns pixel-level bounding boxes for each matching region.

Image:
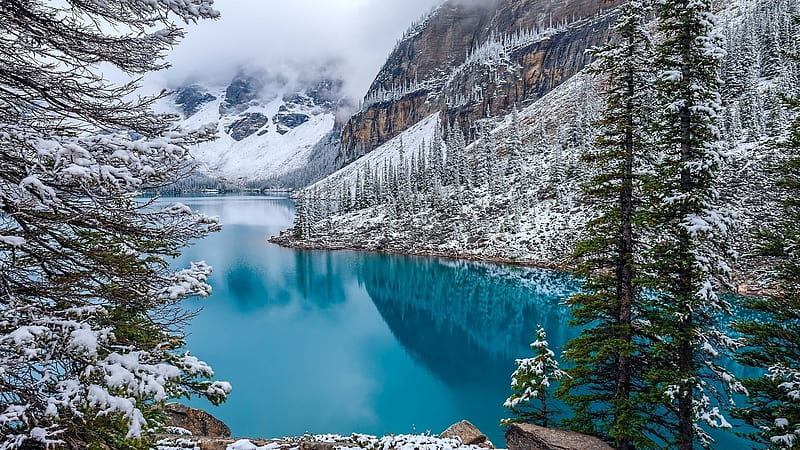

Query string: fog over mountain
[145,0,445,100]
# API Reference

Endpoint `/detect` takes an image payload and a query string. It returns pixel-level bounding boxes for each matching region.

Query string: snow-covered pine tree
[473,122,495,190]
[446,125,468,187]
[293,194,309,239]
[502,326,567,428]
[505,108,525,182]
[733,66,800,449]
[646,0,744,447]
[431,126,446,183]
[557,2,657,449]
[0,1,230,448]
[355,169,365,210]
[363,160,376,207]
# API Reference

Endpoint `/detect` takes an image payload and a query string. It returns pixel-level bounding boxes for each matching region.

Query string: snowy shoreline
[268,232,572,273]
[268,231,774,298]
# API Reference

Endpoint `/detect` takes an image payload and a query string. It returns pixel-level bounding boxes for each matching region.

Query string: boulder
[164,403,232,438]
[440,420,493,448]
[505,423,612,450]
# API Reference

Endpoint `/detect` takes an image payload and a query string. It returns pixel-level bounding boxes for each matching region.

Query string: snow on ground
[281,72,598,267]
[279,61,791,283]
[155,432,500,450]
[311,112,442,190]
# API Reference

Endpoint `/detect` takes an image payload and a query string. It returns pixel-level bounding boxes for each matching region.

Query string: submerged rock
[164,403,232,438]
[440,420,494,448]
[505,423,612,450]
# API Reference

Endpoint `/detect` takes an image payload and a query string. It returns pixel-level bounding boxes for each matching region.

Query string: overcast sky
[147,0,443,100]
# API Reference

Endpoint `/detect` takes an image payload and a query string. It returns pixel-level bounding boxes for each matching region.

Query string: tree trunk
[614,35,637,450]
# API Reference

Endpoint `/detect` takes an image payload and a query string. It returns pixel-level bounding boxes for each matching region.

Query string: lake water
[168,195,751,448]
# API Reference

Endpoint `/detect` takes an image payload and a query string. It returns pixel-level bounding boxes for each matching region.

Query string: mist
[145,0,445,102]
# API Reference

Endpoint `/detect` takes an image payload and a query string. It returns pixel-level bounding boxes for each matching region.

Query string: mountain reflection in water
[169,196,747,448]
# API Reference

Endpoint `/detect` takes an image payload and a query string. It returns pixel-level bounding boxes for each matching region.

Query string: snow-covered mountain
[339,0,621,163]
[274,0,800,290]
[159,71,350,188]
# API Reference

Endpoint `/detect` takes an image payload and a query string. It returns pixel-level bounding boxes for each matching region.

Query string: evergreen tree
[431,127,446,183]
[293,194,309,238]
[363,161,376,207]
[502,326,567,428]
[473,122,495,189]
[0,1,230,448]
[506,108,525,181]
[733,74,800,450]
[646,0,743,447]
[445,126,470,188]
[557,2,658,449]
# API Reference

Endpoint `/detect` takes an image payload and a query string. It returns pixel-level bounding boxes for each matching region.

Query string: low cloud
[144,0,444,102]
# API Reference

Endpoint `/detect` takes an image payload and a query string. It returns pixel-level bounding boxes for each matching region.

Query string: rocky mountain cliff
[339,0,621,163]
[276,0,800,289]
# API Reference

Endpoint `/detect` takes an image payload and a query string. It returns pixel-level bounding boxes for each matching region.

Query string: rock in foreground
[165,403,232,438]
[157,433,493,450]
[505,423,612,450]
[440,420,494,448]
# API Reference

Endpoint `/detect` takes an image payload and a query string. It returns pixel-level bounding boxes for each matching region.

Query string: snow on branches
[0,0,226,448]
[502,326,567,428]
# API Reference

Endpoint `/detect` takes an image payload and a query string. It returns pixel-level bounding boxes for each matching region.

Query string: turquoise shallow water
[167,195,750,448]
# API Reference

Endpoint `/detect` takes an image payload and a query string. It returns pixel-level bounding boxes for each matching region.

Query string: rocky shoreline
[268,232,572,272]
[158,405,610,450]
[268,232,771,298]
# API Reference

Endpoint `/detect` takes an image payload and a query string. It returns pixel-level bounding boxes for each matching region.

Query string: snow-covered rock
[155,430,499,450]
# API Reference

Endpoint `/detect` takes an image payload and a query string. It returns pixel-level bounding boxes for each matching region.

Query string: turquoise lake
[168,195,751,448]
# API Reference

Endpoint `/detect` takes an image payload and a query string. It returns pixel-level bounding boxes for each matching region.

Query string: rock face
[440,420,494,448]
[339,0,621,162]
[175,85,217,117]
[225,112,269,141]
[306,79,344,109]
[274,112,311,134]
[162,68,350,185]
[505,423,612,450]
[219,74,264,116]
[164,403,231,438]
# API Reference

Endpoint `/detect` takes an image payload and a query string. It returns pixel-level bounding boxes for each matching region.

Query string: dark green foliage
[0,1,228,448]
[643,0,741,448]
[558,2,660,449]
[503,326,567,429]
[734,93,800,448]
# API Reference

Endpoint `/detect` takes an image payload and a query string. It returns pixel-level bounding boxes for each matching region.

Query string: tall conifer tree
[558,2,658,448]
[646,0,743,447]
